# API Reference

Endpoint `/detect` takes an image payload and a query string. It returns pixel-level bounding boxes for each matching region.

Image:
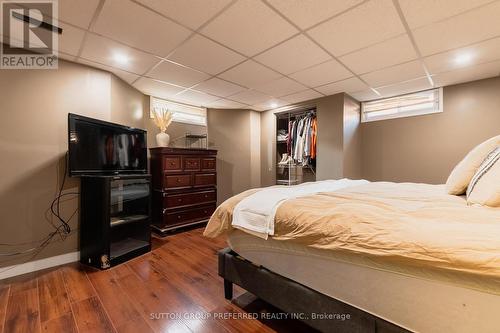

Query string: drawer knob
[177,198,182,202]
[170,162,175,166]
[176,178,181,183]
[204,195,208,198]
[177,215,181,219]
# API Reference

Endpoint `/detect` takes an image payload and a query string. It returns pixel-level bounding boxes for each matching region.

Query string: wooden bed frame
[219,248,409,333]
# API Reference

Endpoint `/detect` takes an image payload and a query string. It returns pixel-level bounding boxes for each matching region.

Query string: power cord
[0,151,78,258]
[52,151,72,236]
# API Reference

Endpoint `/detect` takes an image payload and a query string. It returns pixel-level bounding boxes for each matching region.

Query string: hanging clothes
[287,112,317,165]
[287,120,292,154]
[310,117,317,160]
[303,116,311,158]
[293,118,304,162]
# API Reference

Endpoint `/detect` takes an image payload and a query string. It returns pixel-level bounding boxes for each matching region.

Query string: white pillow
[446,135,500,195]
[467,147,500,207]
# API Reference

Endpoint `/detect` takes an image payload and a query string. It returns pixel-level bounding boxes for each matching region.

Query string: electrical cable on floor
[0,152,78,259]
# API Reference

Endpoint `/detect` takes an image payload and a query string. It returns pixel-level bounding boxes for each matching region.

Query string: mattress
[206,181,500,279]
[228,230,500,333]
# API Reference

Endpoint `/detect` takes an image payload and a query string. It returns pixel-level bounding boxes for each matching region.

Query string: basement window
[361,88,442,122]
[150,97,207,126]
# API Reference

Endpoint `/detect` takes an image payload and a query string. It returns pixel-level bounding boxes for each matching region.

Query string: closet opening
[275,107,317,186]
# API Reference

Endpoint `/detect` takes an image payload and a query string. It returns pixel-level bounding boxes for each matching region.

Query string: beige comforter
[204,182,500,278]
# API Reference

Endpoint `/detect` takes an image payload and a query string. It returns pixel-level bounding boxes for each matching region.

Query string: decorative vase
[156,131,170,147]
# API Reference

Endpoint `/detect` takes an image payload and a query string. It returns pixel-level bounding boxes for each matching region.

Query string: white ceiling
[51,0,500,110]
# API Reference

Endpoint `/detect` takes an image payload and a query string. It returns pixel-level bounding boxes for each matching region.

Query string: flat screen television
[68,113,147,176]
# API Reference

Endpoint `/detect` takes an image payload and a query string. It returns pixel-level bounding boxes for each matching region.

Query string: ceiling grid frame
[50,0,500,109]
[261,0,381,96]
[392,0,434,87]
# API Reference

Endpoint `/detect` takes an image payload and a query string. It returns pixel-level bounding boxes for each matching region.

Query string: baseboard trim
[0,251,80,280]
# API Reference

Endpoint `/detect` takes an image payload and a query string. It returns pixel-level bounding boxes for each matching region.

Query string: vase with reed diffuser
[152,105,173,147]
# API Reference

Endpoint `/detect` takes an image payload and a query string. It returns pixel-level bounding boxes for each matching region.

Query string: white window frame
[150,97,207,126]
[361,88,443,123]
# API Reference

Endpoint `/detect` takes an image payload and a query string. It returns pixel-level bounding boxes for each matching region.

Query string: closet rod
[275,106,317,118]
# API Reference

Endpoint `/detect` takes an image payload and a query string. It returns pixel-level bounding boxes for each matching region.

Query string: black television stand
[79,174,151,269]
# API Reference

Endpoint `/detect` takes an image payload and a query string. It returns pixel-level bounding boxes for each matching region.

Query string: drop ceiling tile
[59,23,85,56]
[348,89,380,102]
[168,34,245,75]
[58,53,77,63]
[268,0,363,29]
[281,89,323,104]
[173,89,220,106]
[218,60,282,88]
[77,58,141,84]
[253,98,288,111]
[92,0,191,57]
[193,78,246,97]
[80,33,161,74]
[207,99,248,109]
[361,60,427,87]
[251,105,267,112]
[228,90,272,105]
[254,34,331,74]
[201,0,298,56]
[135,0,232,30]
[376,77,432,98]
[433,60,500,87]
[146,60,210,88]
[289,59,352,87]
[133,77,185,99]
[59,0,100,29]
[398,0,492,29]
[340,35,417,74]
[315,77,368,95]
[424,37,500,74]
[412,1,500,56]
[110,71,141,85]
[254,77,307,97]
[308,0,405,56]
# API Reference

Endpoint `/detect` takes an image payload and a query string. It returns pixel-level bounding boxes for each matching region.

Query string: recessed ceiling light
[454,53,474,66]
[113,52,129,65]
[270,102,278,108]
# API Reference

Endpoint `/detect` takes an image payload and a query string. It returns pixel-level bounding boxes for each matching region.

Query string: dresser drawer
[165,174,191,189]
[194,173,216,187]
[163,156,182,173]
[164,190,216,209]
[183,157,200,171]
[164,204,216,227]
[201,158,216,171]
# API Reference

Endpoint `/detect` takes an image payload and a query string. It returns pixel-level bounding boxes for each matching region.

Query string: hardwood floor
[0,227,315,333]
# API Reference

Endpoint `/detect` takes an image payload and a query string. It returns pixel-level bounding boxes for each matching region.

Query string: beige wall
[260,109,277,186]
[3,59,498,270]
[361,76,500,183]
[110,75,146,128]
[315,93,345,180]
[343,94,362,179]
[207,108,261,204]
[0,60,201,269]
[249,110,262,188]
[0,60,139,268]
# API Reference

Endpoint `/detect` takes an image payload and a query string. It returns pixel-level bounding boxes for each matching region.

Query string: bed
[204,180,500,333]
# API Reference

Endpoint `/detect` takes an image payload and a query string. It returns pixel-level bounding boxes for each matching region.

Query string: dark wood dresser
[150,147,217,235]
